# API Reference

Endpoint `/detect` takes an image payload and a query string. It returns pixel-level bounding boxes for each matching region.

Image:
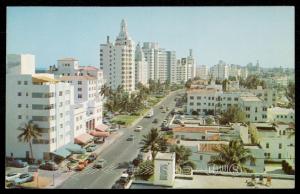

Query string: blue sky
[7,6,294,69]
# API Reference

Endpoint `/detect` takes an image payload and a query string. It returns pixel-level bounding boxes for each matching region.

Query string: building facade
[100,19,135,92]
[135,43,148,87]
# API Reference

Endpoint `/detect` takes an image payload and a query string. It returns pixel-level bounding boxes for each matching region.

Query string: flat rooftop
[173,174,294,189]
[155,152,175,161]
[240,96,262,102]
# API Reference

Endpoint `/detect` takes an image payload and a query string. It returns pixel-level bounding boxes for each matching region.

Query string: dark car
[152,118,158,123]
[7,160,28,168]
[86,154,97,163]
[39,161,58,171]
[94,138,104,144]
[85,145,97,152]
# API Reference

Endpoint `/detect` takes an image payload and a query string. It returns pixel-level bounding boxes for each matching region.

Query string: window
[60,124,63,128]
[197,103,201,106]
[78,88,82,92]
[255,117,257,121]
[266,143,269,149]
[201,136,205,140]
[190,102,194,106]
[18,92,22,96]
[227,97,231,101]
[197,96,201,100]
[18,115,22,119]
[78,81,82,85]
[51,138,55,143]
[59,102,63,107]
[190,96,194,100]
[18,104,22,108]
[245,107,250,111]
[200,155,203,160]
[24,81,28,85]
[59,91,63,96]
[234,97,238,101]
[278,153,282,159]
[78,94,82,98]
[60,113,63,118]
[279,143,282,149]
[18,81,21,85]
[283,130,286,135]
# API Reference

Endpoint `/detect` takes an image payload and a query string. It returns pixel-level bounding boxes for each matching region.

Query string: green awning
[52,147,72,158]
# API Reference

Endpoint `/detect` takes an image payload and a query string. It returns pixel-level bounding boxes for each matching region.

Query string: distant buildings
[135,43,148,87]
[210,60,229,81]
[175,50,196,84]
[196,65,209,80]
[100,19,135,92]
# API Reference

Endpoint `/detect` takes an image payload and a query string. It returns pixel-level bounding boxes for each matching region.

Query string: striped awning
[95,124,109,132]
[75,133,94,145]
[89,130,110,137]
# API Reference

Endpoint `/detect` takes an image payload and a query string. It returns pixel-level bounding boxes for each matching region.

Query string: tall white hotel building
[100,19,135,92]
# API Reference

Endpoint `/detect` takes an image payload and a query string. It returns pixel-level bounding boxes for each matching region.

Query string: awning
[89,130,110,137]
[95,124,109,132]
[51,146,72,159]
[75,133,94,145]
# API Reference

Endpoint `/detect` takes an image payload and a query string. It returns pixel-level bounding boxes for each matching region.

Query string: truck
[145,108,154,118]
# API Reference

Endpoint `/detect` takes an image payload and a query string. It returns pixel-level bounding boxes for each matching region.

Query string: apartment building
[166,51,177,84]
[187,86,268,122]
[100,19,135,92]
[175,50,196,84]
[6,54,74,160]
[253,123,295,164]
[135,43,148,87]
[196,65,209,80]
[267,107,295,124]
[241,86,277,108]
[210,60,229,81]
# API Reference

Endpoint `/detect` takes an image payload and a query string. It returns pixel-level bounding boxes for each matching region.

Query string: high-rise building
[135,43,148,87]
[166,51,177,84]
[100,19,135,92]
[175,49,196,83]
[197,65,209,80]
[210,60,229,81]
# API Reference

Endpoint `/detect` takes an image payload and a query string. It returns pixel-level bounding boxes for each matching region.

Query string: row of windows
[17,81,28,85]
[276,115,293,119]
[266,143,282,149]
[190,102,215,106]
[264,153,282,159]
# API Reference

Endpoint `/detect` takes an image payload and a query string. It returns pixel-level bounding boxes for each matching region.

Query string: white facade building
[135,43,148,87]
[197,65,209,80]
[210,60,229,81]
[100,19,135,92]
[6,54,75,160]
[166,51,177,84]
[6,54,35,75]
[241,86,277,108]
[267,107,295,124]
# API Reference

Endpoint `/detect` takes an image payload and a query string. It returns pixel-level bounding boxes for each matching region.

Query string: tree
[222,79,229,91]
[170,145,196,169]
[228,76,236,81]
[100,84,112,98]
[286,81,295,109]
[140,128,168,161]
[17,120,42,162]
[219,106,246,125]
[248,124,260,144]
[208,140,255,172]
[185,79,192,89]
[206,117,214,125]
[135,160,154,180]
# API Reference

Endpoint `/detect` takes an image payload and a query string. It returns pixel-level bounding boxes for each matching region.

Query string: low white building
[154,152,176,187]
[253,123,295,164]
[239,95,268,123]
[267,107,294,124]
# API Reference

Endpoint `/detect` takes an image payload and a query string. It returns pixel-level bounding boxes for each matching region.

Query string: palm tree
[140,128,168,161]
[100,84,112,98]
[208,140,255,172]
[170,145,196,169]
[17,120,42,162]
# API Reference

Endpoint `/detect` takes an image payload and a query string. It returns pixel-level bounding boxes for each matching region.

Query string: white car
[134,126,143,132]
[6,173,21,182]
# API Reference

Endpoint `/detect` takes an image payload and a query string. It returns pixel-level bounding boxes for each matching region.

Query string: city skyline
[7,6,294,69]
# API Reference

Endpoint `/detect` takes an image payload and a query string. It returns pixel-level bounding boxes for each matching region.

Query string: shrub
[191,111,199,115]
[135,160,154,180]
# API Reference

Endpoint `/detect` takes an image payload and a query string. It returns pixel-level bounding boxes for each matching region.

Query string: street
[58,90,184,189]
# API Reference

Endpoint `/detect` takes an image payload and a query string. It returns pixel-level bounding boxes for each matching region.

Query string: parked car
[93,159,105,169]
[127,135,134,141]
[152,118,158,123]
[127,164,135,175]
[94,138,105,144]
[76,161,88,171]
[7,160,28,168]
[86,154,97,163]
[28,165,39,172]
[85,145,97,152]
[39,161,58,171]
[134,126,143,132]
[161,110,166,113]
[14,173,34,185]
[160,106,164,109]
[6,173,21,182]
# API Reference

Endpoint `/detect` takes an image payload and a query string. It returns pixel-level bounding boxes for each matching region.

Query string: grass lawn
[111,115,139,126]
